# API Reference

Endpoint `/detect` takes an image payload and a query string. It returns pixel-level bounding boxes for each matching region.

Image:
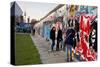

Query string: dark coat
[50,29,55,40]
[57,29,62,41]
[65,28,75,46]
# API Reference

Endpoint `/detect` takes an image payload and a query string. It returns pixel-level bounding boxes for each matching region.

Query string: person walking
[65,28,75,62]
[33,28,35,35]
[50,27,56,51]
[56,27,63,51]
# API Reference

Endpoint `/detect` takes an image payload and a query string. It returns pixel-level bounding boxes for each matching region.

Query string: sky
[16,1,58,21]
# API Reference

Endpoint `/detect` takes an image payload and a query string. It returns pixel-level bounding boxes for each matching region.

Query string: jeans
[56,40,60,51]
[61,39,65,50]
[65,47,67,57]
[51,39,55,51]
[66,45,72,60]
[56,39,63,51]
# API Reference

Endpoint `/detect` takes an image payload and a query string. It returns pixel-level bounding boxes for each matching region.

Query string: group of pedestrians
[50,25,77,62]
[50,27,63,51]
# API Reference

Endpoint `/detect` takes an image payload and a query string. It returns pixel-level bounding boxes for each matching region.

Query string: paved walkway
[30,33,78,64]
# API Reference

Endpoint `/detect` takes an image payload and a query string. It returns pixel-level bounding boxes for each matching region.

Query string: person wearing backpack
[65,28,76,61]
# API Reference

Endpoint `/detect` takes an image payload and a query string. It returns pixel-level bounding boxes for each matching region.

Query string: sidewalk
[30,33,66,64]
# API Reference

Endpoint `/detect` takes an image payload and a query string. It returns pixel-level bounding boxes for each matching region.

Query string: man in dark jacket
[50,27,56,51]
[65,28,75,61]
[56,27,63,51]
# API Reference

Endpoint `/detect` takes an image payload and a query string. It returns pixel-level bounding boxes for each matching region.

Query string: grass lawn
[15,33,42,65]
